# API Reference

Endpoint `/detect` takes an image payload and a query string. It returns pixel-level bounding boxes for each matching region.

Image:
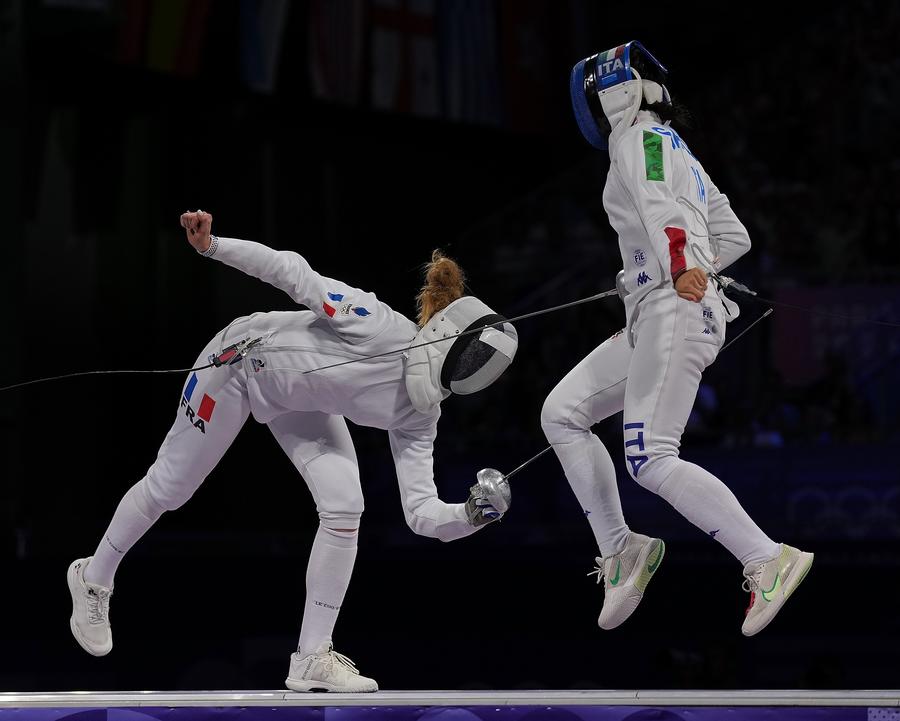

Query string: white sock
[297,523,358,657]
[551,435,630,557]
[84,478,164,589]
[654,459,781,566]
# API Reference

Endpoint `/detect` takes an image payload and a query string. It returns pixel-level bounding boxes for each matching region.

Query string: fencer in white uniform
[542,42,813,635]
[67,211,517,692]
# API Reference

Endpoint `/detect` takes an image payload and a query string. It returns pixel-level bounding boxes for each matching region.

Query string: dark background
[2,0,899,692]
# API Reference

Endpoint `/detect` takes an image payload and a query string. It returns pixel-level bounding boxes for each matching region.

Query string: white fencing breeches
[86,325,253,588]
[87,321,367,607]
[541,330,631,557]
[543,289,780,566]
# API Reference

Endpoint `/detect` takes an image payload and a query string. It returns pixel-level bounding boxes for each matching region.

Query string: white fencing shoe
[285,643,378,693]
[67,557,113,656]
[589,532,665,630]
[742,544,813,636]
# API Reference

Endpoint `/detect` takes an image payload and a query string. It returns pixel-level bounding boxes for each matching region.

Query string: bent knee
[319,510,362,535]
[131,479,166,520]
[624,450,678,492]
[144,469,199,512]
[541,393,583,444]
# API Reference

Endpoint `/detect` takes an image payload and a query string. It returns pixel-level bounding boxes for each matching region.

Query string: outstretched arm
[181,210,336,314]
[180,211,383,337]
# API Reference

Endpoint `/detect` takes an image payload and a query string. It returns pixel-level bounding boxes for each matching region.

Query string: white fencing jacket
[604,110,751,339]
[204,236,445,526]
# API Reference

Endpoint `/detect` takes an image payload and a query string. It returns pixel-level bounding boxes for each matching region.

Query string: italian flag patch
[643,131,664,181]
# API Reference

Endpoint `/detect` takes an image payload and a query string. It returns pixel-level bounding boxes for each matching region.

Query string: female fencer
[541,42,812,636]
[67,210,517,692]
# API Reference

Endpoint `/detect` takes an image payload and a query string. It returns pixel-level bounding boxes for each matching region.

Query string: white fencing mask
[404,296,518,413]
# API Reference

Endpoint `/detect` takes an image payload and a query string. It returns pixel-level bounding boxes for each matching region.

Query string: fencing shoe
[285,643,378,693]
[67,557,113,656]
[589,532,665,630]
[742,544,813,636]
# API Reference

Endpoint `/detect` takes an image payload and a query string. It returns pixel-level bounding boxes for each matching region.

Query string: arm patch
[642,131,665,181]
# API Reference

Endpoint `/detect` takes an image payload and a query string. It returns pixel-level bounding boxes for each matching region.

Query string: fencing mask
[570,41,670,150]
[404,296,518,414]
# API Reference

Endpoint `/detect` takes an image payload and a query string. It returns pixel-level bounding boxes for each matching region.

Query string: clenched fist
[180,210,213,253]
[675,267,708,303]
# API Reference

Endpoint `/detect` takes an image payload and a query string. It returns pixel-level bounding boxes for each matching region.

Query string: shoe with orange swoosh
[588,532,665,630]
[742,544,814,636]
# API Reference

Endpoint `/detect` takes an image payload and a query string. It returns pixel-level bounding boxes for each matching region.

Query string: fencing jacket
[604,110,752,340]
[204,236,441,514]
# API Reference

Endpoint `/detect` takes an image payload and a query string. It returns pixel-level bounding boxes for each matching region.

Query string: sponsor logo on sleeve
[323,291,371,319]
[636,271,653,286]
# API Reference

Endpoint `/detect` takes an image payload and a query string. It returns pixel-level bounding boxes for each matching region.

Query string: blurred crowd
[700,0,900,284]
[455,0,900,452]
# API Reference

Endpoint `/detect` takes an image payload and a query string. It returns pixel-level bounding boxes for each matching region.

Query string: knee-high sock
[84,478,165,589]
[297,524,358,657]
[552,435,630,557]
[651,458,780,566]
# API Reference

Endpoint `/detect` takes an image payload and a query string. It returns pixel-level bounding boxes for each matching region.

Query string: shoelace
[741,568,763,614]
[87,587,111,625]
[324,648,360,677]
[741,565,764,594]
[587,557,605,585]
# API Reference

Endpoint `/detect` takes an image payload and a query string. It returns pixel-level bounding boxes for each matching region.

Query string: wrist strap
[200,234,219,257]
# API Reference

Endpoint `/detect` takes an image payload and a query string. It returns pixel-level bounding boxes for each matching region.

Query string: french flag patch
[323,291,370,319]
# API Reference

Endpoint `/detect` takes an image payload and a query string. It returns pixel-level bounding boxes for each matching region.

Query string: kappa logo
[636,271,653,286]
[181,373,216,434]
[322,292,371,318]
[634,249,647,267]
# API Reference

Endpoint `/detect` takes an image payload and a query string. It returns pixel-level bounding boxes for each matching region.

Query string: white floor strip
[0,690,897,708]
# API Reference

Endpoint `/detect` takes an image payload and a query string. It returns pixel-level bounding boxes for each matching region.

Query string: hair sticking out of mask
[416,250,466,327]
